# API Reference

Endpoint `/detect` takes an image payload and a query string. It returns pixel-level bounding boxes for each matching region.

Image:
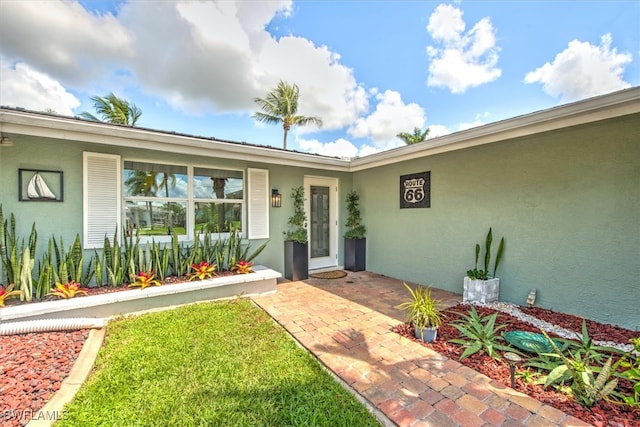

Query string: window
[193,167,243,233]
[84,152,268,244]
[124,161,188,236]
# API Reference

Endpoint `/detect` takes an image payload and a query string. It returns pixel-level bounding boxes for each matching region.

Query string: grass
[57,299,381,427]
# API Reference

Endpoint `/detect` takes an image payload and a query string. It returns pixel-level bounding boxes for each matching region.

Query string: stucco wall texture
[353,114,639,330]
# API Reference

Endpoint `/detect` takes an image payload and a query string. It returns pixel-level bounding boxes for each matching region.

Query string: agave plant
[449,306,513,360]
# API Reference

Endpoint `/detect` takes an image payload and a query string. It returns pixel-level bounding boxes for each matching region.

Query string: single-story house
[1,87,638,330]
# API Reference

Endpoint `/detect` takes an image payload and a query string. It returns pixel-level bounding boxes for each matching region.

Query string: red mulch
[393,304,640,427]
[0,274,223,426]
[0,330,89,426]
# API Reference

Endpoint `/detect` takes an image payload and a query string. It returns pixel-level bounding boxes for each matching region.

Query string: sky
[0,0,638,158]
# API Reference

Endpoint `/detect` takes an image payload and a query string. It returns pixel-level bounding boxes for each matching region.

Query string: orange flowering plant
[49,281,89,299]
[129,271,161,289]
[0,284,22,306]
[188,261,217,281]
[231,260,254,275]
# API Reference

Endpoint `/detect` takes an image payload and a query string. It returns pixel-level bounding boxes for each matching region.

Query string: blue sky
[1,1,638,158]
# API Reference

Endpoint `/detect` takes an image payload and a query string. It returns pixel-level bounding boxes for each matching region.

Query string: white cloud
[348,90,425,148]
[358,144,384,157]
[297,137,359,158]
[457,112,490,131]
[524,34,632,102]
[426,4,501,93]
[0,59,80,115]
[117,0,368,126]
[425,124,452,139]
[0,0,368,130]
[256,35,369,130]
[0,0,133,87]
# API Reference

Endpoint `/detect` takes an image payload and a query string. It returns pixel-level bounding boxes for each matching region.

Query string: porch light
[0,133,13,146]
[271,189,282,208]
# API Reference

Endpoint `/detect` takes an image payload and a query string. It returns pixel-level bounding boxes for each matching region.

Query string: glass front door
[310,186,330,258]
[304,177,338,270]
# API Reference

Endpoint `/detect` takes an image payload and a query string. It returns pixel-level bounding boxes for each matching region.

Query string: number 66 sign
[400,171,430,209]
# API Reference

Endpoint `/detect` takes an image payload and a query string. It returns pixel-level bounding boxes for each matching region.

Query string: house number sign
[400,171,430,209]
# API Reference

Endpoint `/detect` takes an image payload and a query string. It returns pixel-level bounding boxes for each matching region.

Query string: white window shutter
[247,168,269,239]
[83,152,121,248]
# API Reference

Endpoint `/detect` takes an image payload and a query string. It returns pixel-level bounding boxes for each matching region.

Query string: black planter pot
[284,240,308,281]
[344,237,366,272]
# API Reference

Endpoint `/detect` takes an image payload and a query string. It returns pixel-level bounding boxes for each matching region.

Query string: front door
[304,176,338,270]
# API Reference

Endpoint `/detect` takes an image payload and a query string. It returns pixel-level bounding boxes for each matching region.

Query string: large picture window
[123,162,245,238]
[84,152,266,246]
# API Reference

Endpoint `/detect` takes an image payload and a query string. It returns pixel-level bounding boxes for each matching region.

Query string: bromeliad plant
[49,281,89,299]
[188,261,217,281]
[231,260,254,274]
[129,270,161,289]
[0,284,22,306]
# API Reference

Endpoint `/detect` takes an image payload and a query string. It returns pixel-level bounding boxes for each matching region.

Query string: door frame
[304,176,339,271]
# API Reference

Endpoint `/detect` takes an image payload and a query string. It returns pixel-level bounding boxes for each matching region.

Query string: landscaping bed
[393,304,639,427]
[0,329,88,426]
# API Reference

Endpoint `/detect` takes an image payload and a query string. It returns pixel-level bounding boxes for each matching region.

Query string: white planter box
[463,276,499,303]
[0,266,280,322]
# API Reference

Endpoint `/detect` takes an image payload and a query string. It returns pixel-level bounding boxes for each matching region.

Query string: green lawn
[57,299,381,427]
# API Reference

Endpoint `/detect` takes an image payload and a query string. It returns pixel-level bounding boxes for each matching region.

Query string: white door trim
[304,176,339,271]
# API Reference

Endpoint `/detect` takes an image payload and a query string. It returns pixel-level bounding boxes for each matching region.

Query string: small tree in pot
[463,227,505,303]
[344,190,366,271]
[397,283,444,342]
[284,186,308,281]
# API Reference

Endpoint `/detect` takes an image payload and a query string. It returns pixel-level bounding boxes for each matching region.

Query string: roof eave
[349,87,640,171]
[0,110,351,171]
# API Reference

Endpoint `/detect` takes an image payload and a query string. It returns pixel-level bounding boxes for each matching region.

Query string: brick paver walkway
[251,271,591,427]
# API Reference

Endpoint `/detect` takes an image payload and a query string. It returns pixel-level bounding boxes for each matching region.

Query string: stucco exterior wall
[0,136,352,280]
[353,114,639,330]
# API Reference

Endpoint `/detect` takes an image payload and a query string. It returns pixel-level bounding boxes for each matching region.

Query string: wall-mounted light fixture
[271,189,282,208]
[0,133,14,147]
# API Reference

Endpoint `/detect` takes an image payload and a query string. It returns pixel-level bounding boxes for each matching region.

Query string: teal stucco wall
[353,114,640,330]
[0,135,352,283]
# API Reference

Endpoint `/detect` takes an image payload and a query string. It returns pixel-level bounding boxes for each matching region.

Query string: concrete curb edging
[26,327,106,427]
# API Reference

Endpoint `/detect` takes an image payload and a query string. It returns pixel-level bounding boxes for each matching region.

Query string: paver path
[252,271,591,426]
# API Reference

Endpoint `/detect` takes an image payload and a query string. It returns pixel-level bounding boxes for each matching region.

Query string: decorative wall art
[18,169,64,202]
[400,171,430,209]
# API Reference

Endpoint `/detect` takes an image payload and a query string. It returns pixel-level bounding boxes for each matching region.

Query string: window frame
[122,159,247,243]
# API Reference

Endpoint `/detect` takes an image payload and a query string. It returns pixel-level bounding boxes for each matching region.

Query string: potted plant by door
[284,186,308,281]
[397,283,444,342]
[344,190,366,271]
[463,228,505,303]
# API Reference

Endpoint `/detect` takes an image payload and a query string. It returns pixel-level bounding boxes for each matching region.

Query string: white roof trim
[1,86,639,172]
[350,86,640,171]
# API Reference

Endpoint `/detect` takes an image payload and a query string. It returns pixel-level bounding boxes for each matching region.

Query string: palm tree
[253,81,323,150]
[397,127,430,145]
[79,93,142,126]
